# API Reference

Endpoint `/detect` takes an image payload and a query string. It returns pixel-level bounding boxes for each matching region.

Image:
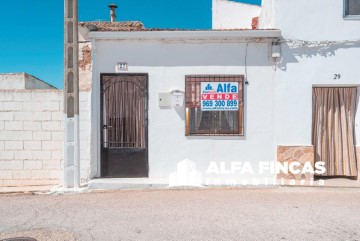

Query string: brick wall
[0,90,63,187]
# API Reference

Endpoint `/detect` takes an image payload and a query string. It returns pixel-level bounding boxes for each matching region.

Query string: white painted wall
[259,0,360,40]
[257,0,360,146]
[0,74,26,90]
[90,37,277,182]
[216,0,360,40]
[0,73,56,90]
[78,32,94,182]
[79,91,92,184]
[274,42,360,146]
[212,0,261,29]
[258,0,275,29]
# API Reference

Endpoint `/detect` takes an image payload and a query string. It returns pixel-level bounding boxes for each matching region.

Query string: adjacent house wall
[259,0,360,146]
[25,74,57,90]
[0,73,56,90]
[212,0,261,29]
[0,74,27,90]
[258,0,275,29]
[258,0,360,164]
[273,43,360,147]
[260,0,360,40]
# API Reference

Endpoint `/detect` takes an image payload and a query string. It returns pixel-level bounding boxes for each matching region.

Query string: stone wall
[277,146,315,181]
[0,90,64,187]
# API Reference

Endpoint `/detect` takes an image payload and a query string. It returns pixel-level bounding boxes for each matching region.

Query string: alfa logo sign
[201,82,239,111]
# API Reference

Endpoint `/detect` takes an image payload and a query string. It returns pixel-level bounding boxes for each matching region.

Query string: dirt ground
[1,187,360,241]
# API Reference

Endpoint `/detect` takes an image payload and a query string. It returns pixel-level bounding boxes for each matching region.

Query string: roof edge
[88,29,281,40]
[227,1,262,8]
[24,73,58,90]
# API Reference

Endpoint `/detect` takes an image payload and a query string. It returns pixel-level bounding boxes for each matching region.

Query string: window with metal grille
[345,0,360,17]
[185,75,244,136]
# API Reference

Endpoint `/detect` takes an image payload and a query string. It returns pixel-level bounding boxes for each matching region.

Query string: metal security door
[101,74,148,177]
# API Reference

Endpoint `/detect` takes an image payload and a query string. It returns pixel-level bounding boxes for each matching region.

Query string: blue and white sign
[200,82,239,111]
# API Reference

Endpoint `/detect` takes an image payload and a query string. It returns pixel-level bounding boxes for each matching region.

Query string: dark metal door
[101,74,148,177]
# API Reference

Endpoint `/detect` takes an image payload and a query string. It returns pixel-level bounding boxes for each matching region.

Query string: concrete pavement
[1,187,360,241]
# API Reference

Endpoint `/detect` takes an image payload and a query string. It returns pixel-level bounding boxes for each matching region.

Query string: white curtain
[312,87,358,176]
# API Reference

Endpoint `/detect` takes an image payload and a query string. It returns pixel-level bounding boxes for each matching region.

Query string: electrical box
[272,44,281,58]
[171,90,185,107]
[159,93,172,107]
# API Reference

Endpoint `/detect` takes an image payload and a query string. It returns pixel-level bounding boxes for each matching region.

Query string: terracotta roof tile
[79,21,145,31]
[80,21,277,32]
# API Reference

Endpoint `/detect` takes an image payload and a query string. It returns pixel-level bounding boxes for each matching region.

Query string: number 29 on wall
[334,74,341,80]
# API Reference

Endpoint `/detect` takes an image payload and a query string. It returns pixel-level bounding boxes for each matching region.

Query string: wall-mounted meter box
[272,44,281,58]
[171,90,185,107]
[158,93,172,107]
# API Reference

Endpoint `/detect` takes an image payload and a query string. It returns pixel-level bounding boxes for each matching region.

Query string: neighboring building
[1,0,360,188]
[0,73,63,187]
[0,73,56,90]
[212,0,261,29]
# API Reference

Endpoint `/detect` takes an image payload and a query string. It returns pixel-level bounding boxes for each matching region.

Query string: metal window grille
[185,75,244,136]
[101,75,147,148]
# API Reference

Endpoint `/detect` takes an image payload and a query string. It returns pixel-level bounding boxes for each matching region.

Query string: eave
[88,30,281,42]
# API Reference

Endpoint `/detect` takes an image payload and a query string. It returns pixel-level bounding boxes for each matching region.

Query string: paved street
[1,187,360,241]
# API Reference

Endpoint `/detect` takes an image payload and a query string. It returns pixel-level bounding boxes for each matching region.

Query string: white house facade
[0,0,359,188]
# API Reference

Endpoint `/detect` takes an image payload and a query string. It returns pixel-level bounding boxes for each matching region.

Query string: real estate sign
[200,82,239,111]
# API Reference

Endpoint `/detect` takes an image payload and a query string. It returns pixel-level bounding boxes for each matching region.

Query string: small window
[344,0,360,17]
[185,75,244,136]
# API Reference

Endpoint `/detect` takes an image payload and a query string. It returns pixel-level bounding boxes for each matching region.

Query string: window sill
[343,15,360,20]
[186,134,244,137]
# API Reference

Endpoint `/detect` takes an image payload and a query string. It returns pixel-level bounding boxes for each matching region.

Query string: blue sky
[0,0,261,89]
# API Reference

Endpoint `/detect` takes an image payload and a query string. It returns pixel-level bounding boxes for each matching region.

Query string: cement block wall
[0,90,63,187]
[0,90,91,187]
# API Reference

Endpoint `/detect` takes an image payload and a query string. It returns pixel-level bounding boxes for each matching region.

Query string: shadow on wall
[277,39,360,71]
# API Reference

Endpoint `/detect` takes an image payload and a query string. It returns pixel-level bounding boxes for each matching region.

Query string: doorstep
[87,178,169,190]
[278,178,360,188]
[87,177,360,191]
[0,185,54,194]
[2,179,358,193]
[314,178,360,188]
